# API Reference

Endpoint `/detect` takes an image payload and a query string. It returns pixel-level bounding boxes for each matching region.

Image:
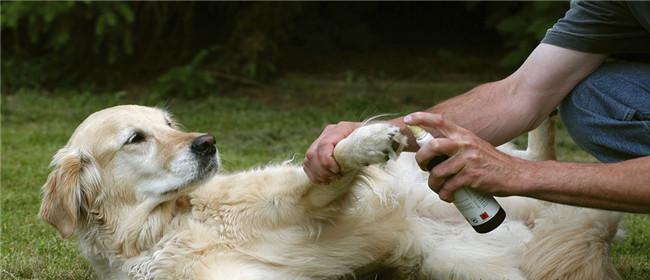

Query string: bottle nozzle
[406,125,427,139]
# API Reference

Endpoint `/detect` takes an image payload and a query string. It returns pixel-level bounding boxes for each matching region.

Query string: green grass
[2,79,649,279]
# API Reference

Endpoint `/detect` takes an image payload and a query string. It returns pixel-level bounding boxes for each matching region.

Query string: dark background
[1,2,568,95]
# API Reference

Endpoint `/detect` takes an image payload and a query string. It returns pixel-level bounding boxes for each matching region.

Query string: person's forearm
[519,156,650,213]
[390,78,542,151]
[426,78,543,145]
[390,44,606,152]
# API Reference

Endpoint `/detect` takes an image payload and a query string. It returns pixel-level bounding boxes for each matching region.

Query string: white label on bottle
[452,187,501,226]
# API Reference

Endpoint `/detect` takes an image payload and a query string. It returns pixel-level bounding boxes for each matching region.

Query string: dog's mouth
[161,154,219,197]
[196,153,219,180]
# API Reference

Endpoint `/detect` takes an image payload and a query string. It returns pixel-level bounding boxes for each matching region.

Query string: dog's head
[39,105,219,239]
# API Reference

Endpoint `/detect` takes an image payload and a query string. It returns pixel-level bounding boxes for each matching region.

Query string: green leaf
[116,3,135,22]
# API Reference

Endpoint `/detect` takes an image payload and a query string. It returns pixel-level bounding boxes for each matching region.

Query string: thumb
[414,137,462,171]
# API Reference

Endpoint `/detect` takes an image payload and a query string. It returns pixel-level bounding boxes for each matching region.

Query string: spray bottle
[407,125,506,233]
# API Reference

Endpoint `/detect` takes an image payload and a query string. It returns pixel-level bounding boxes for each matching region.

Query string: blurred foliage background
[1,2,568,96]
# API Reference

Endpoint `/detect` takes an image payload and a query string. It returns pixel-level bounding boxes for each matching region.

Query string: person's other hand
[404,112,527,202]
[304,121,361,184]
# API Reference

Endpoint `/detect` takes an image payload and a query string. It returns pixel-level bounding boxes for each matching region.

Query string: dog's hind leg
[497,116,556,161]
[521,206,622,280]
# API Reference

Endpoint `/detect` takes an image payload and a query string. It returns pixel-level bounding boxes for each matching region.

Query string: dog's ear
[39,147,102,239]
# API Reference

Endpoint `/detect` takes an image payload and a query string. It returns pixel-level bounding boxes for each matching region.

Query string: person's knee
[559,62,650,162]
[559,80,601,158]
[559,66,611,144]
[562,64,633,121]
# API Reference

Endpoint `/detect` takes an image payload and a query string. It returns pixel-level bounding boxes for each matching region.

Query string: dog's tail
[522,207,623,280]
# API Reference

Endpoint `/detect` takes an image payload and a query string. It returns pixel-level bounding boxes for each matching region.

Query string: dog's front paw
[334,123,407,171]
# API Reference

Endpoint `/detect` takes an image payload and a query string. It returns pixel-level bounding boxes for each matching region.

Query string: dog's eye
[126,132,145,145]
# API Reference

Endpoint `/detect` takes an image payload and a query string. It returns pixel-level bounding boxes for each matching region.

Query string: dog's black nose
[191,135,216,156]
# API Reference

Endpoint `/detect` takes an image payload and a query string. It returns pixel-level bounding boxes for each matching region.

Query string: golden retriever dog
[40,105,622,279]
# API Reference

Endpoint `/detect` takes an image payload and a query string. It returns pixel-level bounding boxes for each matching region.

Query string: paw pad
[333,123,407,170]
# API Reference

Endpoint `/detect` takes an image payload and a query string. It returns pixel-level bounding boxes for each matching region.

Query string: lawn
[2,78,649,279]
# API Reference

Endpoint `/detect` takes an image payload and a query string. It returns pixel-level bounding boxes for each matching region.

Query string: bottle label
[452,188,502,226]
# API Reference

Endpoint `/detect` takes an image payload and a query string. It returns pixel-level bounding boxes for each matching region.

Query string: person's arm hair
[521,156,650,213]
[391,43,607,150]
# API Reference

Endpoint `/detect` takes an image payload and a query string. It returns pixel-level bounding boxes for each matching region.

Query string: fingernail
[403,114,413,123]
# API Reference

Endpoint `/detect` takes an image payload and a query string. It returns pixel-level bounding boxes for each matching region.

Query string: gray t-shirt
[542,0,650,54]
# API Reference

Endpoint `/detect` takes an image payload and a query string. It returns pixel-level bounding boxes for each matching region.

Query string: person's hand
[304,121,361,184]
[404,112,528,202]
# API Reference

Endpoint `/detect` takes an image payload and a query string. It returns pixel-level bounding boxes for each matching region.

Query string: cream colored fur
[40,106,622,280]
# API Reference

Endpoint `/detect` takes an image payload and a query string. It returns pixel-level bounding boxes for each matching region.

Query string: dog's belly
[181,153,544,280]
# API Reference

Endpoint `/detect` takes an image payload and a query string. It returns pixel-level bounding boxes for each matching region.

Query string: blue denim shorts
[559,61,650,163]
